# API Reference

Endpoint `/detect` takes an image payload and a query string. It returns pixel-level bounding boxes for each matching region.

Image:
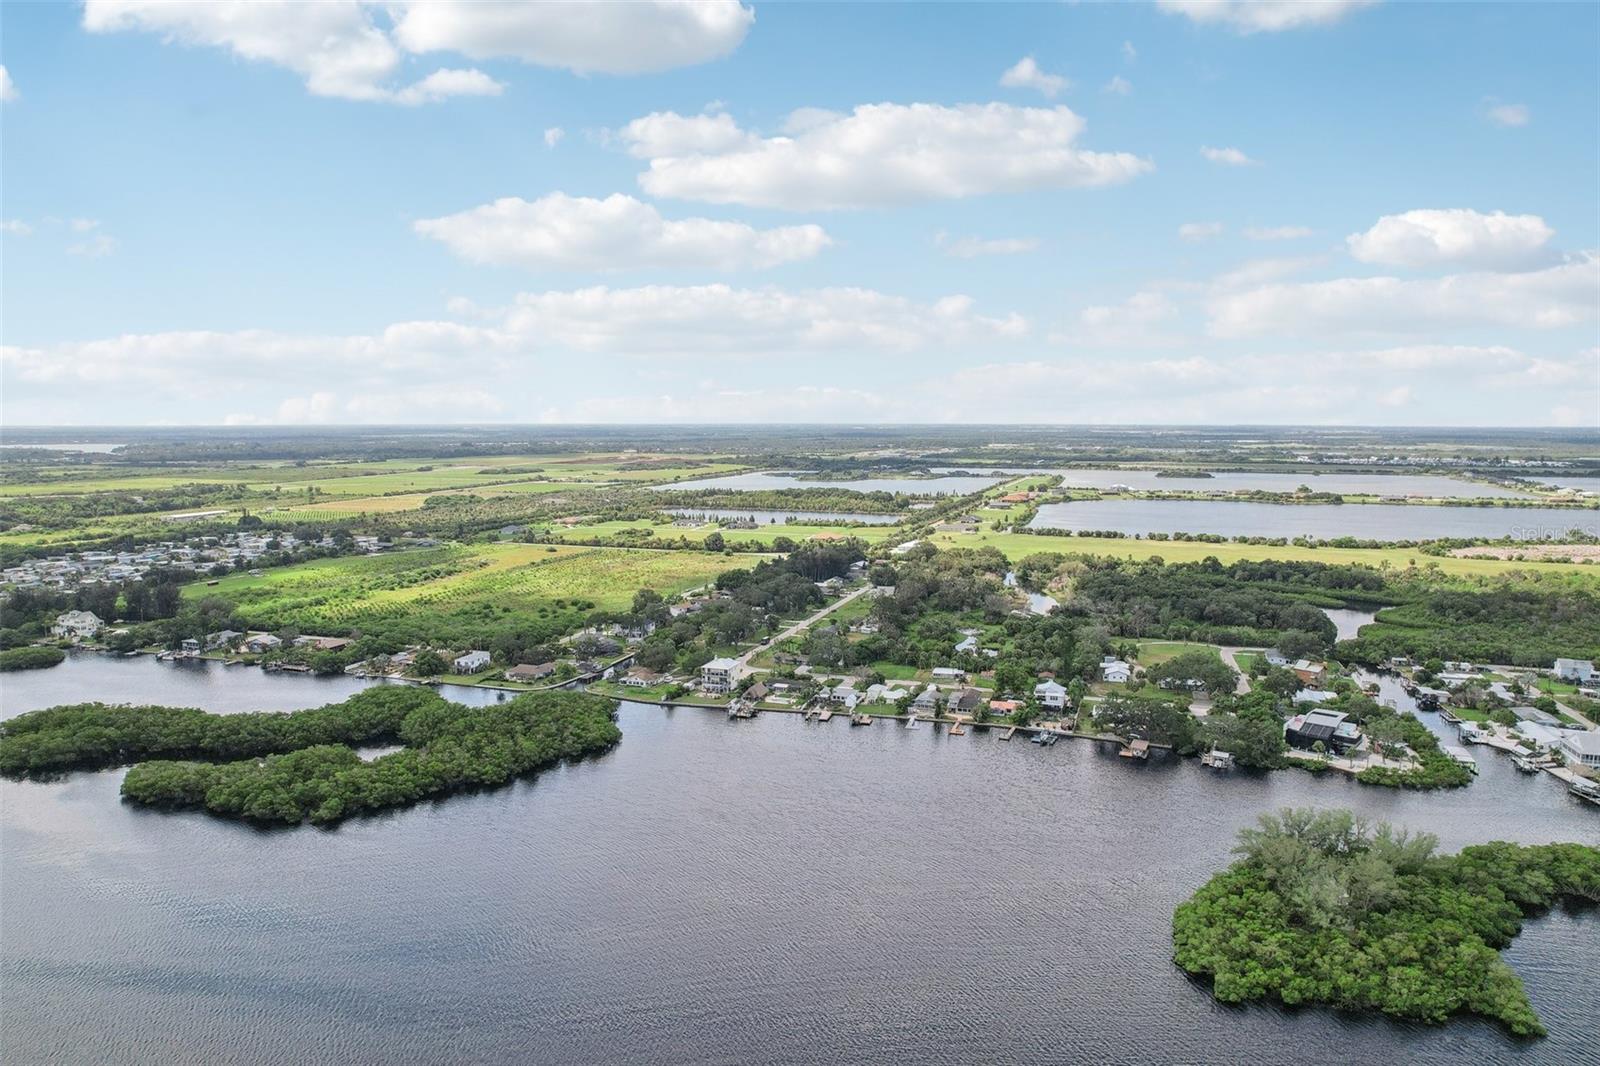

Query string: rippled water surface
[3,658,1597,1065]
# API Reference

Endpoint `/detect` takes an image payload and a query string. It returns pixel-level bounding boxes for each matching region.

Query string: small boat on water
[1569,778,1600,806]
[1119,739,1150,760]
[1415,693,1441,713]
[1201,749,1234,770]
[1032,731,1058,747]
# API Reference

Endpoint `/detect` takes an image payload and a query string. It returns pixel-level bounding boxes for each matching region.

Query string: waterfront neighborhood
[4,0,1599,1061]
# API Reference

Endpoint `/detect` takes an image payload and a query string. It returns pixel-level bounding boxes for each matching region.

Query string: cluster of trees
[0,687,438,776]
[627,542,866,675]
[1173,808,1600,1037]
[0,646,66,672]
[1336,584,1600,667]
[120,691,621,825]
[653,487,913,514]
[1066,557,1351,649]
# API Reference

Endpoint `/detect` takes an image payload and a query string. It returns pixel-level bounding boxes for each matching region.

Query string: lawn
[1136,640,1216,665]
[924,529,1600,582]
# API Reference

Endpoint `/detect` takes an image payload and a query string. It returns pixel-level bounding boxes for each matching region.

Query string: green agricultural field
[925,529,1600,582]
[185,543,745,637]
[543,518,898,547]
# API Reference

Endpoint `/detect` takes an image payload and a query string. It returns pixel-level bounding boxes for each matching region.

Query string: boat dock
[1118,739,1150,760]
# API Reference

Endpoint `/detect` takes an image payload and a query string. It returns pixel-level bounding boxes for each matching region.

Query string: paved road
[1216,646,1255,694]
[734,584,876,673]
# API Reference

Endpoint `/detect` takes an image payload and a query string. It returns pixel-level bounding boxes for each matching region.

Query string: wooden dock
[818,709,833,722]
[1001,726,1017,741]
[948,722,967,736]
[850,713,873,726]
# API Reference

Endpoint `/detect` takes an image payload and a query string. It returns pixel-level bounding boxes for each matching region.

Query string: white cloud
[69,218,100,233]
[543,126,565,148]
[0,65,17,103]
[83,0,502,104]
[1063,291,1181,347]
[390,66,502,105]
[502,284,1028,353]
[413,192,832,271]
[1158,1,1379,34]
[1207,253,1600,338]
[1211,255,1323,288]
[1244,225,1312,241]
[1201,145,1256,166]
[67,233,119,258]
[1485,102,1530,128]
[2,282,1026,408]
[1179,221,1224,241]
[1,219,32,236]
[936,233,1041,258]
[390,0,753,75]
[1122,40,1137,62]
[999,56,1068,98]
[621,102,1151,210]
[82,1,749,103]
[1103,75,1132,95]
[1346,208,1554,269]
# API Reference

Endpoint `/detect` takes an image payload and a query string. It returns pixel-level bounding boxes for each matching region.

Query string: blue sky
[2,1,1596,426]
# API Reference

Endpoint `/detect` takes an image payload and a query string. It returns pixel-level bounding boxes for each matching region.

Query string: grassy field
[1135,640,1215,665]
[924,529,1600,581]
[543,518,898,547]
[184,543,748,633]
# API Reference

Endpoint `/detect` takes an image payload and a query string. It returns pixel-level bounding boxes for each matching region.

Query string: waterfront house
[744,681,769,701]
[989,699,1021,715]
[506,662,556,683]
[205,629,242,651]
[949,688,984,715]
[1033,680,1068,709]
[453,650,492,674]
[1284,709,1362,753]
[1100,656,1132,684]
[701,657,739,694]
[911,685,941,714]
[1291,660,1327,686]
[243,633,282,653]
[1558,730,1600,769]
[1554,658,1596,683]
[620,666,663,688]
[50,610,103,642]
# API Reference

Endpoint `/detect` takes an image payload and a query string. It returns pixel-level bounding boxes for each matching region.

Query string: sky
[1,0,1597,428]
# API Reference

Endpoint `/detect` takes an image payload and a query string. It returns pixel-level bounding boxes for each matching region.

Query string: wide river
[3,656,1597,1065]
[1030,499,1600,541]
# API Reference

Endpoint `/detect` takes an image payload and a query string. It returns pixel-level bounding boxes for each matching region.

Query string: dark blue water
[3,656,1597,1065]
[1030,499,1600,540]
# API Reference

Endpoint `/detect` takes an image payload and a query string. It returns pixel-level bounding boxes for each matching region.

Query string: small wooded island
[1173,808,1600,1037]
[0,687,621,825]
